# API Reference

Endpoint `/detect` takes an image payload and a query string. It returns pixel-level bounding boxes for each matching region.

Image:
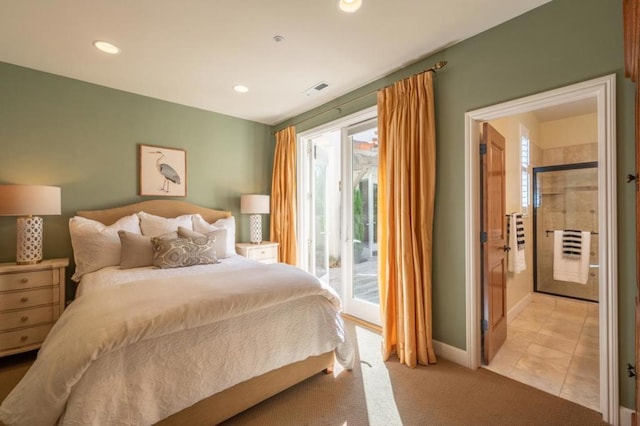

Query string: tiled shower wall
[535,143,599,302]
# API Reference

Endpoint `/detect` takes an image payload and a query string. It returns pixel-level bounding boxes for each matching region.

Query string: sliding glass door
[298,107,380,325]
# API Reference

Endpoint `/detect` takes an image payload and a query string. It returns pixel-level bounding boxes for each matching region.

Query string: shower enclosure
[533,162,598,302]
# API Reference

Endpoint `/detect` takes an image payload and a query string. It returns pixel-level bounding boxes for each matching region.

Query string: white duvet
[0,258,354,425]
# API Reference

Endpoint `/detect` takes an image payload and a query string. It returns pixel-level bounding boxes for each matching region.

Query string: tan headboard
[76,200,231,225]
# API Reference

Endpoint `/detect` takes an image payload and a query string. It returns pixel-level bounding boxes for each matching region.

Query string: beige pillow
[138,211,193,237]
[178,226,228,258]
[118,230,177,269]
[69,214,141,281]
[151,236,219,269]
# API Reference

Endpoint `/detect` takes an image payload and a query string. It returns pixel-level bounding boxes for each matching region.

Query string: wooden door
[481,122,508,365]
[623,0,640,421]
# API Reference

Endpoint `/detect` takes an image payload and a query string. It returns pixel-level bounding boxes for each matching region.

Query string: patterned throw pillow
[151,236,219,269]
[177,226,228,258]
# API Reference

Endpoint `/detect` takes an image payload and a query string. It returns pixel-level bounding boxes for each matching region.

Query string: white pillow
[192,214,236,255]
[69,214,141,281]
[138,211,193,237]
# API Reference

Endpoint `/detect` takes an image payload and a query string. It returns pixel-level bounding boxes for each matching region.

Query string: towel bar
[545,230,598,237]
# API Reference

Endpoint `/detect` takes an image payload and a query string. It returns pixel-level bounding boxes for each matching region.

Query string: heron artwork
[150,150,181,193]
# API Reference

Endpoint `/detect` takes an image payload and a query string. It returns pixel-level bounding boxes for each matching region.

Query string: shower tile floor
[485,293,599,411]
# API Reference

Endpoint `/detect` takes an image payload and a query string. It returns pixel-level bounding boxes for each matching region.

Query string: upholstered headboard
[76,200,231,225]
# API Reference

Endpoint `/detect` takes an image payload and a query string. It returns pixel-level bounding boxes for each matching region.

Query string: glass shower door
[533,162,598,302]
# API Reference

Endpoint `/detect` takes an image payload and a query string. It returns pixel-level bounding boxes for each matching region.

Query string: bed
[0,200,354,425]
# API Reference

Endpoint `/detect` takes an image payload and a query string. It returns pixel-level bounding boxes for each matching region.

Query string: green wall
[274,0,636,408]
[0,62,273,297]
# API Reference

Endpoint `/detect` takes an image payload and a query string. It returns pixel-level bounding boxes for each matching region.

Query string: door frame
[464,74,617,423]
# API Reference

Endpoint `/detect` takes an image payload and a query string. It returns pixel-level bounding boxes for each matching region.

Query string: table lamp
[0,185,61,264]
[240,194,269,244]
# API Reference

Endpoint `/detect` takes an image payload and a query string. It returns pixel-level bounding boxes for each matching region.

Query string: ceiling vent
[303,81,329,97]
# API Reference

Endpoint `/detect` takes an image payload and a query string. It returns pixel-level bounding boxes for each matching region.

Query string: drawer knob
[20,278,28,284]
[20,335,28,342]
[20,296,29,303]
[21,316,29,323]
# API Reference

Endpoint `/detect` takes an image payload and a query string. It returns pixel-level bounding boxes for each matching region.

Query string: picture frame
[139,144,187,197]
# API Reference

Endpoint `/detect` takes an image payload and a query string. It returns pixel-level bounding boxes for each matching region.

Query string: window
[520,124,530,216]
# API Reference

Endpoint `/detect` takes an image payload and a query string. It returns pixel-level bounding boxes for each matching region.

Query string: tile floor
[484,293,600,411]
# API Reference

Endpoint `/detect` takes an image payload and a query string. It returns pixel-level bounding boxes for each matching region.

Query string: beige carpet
[1,321,608,426]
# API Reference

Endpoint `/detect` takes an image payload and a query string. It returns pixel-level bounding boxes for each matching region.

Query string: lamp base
[249,214,263,244]
[16,216,43,265]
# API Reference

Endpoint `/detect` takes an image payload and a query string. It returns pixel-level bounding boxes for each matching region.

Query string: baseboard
[619,406,634,426]
[507,293,532,324]
[432,339,468,367]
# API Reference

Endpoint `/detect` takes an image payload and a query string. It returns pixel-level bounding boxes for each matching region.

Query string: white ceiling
[0,0,551,126]
[532,98,598,122]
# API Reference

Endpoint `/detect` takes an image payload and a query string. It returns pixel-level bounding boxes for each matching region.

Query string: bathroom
[484,102,600,411]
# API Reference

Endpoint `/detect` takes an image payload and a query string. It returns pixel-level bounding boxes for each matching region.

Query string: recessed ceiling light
[338,0,362,13]
[233,85,249,93]
[93,40,120,55]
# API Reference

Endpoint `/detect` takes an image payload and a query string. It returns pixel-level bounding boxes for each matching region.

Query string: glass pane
[314,158,328,280]
[311,134,342,299]
[351,127,379,304]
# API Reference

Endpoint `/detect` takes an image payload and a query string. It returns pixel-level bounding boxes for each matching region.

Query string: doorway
[464,75,618,423]
[483,115,601,410]
[297,106,381,326]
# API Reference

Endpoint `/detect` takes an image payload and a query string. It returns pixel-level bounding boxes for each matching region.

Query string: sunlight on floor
[355,326,403,426]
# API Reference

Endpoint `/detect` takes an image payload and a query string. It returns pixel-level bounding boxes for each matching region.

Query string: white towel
[507,214,526,273]
[553,230,591,284]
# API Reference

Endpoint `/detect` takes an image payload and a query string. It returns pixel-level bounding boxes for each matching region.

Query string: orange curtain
[377,71,437,367]
[623,0,640,418]
[270,126,298,265]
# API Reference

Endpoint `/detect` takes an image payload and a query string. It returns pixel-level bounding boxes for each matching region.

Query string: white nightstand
[0,258,68,357]
[235,242,279,264]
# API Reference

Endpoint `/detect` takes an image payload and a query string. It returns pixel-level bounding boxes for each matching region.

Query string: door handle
[502,245,511,252]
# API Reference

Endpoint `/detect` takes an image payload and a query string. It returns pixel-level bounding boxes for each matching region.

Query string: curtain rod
[274,60,448,134]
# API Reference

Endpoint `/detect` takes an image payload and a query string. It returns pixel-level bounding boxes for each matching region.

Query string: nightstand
[235,242,279,264]
[0,258,68,357]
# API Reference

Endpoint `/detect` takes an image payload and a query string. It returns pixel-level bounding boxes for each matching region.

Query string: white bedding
[75,254,255,297]
[0,258,354,426]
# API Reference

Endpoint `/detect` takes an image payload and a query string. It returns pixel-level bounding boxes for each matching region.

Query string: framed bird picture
[139,144,187,197]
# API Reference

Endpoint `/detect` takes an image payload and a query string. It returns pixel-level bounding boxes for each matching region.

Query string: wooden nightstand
[235,242,279,264]
[0,258,68,357]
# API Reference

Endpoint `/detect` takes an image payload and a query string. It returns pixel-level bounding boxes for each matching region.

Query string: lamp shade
[0,185,61,216]
[240,195,270,215]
